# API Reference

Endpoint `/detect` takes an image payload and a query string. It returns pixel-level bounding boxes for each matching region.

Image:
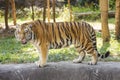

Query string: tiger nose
[21,39,27,44]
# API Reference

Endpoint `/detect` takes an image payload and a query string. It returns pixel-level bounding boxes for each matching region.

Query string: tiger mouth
[21,39,27,44]
[21,41,27,44]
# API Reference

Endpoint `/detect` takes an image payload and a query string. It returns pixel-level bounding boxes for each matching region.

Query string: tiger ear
[29,24,33,28]
[16,24,20,28]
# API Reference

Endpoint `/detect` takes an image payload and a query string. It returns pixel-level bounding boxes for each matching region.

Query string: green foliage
[109,0,115,10]
[76,0,99,8]
[72,6,101,21]
[96,31,120,55]
[57,7,74,21]
[16,8,31,19]
[72,7,94,13]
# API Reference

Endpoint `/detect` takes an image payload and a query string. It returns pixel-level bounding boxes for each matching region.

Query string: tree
[115,0,120,40]
[31,0,35,21]
[4,0,9,30]
[68,0,72,21]
[43,0,47,22]
[100,0,110,42]
[52,0,56,22]
[10,0,16,25]
[47,0,50,22]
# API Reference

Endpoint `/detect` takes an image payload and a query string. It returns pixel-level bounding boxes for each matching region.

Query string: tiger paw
[73,58,82,63]
[35,61,45,67]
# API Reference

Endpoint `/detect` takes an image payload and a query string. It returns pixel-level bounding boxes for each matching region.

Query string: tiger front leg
[35,44,48,67]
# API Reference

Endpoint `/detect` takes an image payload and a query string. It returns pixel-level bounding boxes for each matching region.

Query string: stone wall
[0,62,120,80]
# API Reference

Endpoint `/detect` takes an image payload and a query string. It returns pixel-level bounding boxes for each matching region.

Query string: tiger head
[15,23,34,44]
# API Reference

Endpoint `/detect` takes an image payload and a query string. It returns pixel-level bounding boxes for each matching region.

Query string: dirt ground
[0,24,16,38]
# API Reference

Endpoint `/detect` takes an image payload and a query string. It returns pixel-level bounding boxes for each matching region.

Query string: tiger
[15,19,110,67]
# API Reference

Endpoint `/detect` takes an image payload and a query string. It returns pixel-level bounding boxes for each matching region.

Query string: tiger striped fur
[15,20,110,67]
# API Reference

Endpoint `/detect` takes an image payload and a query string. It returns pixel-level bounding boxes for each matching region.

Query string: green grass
[95,18,115,24]
[0,37,38,63]
[72,7,96,13]
[0,36,78,63]
[108,18,115,24]
[0,31,120,64]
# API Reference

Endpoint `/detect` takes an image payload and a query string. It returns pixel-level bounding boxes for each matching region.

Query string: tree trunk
[115,0,120,40]
[10,0,16,25]
[31,2,34,21]
[47,0,50,22]
[52,0,56,22]
[43,0,46,22]
[68,0,72,21]
[4,0,9,30]
[100,0,110,42]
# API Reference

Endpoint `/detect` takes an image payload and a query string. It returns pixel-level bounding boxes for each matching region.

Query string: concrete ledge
[0,62,120,80]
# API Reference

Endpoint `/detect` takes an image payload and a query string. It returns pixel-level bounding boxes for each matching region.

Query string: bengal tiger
[15,20,110,67]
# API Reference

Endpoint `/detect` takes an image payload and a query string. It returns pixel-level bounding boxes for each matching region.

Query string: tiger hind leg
[73,46,86,63]
[73,51,85,63]
[88,50,98,65]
